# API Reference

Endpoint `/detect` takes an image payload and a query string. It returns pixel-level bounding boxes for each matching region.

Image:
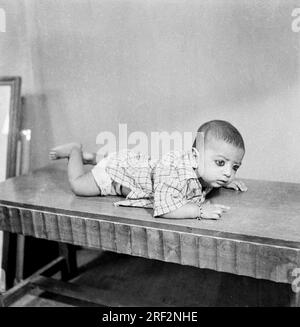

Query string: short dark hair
[192,120,245,151]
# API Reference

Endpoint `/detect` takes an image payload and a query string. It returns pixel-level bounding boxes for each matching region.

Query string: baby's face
[198,138,244,188]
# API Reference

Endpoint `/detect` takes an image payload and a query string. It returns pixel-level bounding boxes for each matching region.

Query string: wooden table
[0,162,300,305]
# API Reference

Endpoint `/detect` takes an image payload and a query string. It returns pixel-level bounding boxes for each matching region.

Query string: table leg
[14,235,25,284]
[290,290,300,307]
[58,243,78,280]
[1,232,17,291]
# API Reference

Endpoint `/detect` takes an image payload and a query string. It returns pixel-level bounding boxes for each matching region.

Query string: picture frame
[0,77,22,179]
[0,76,22,292]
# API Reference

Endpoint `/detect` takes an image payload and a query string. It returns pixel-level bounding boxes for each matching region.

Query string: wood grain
[146,228,164,261]
[131,226,148,258]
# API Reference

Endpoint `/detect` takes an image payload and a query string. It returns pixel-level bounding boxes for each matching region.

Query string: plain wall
[1,0,300,183]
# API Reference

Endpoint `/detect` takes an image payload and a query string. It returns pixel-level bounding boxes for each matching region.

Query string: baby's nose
[223,167,232,178]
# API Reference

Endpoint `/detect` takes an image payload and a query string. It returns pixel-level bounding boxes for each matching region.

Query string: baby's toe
[49,152,57,160]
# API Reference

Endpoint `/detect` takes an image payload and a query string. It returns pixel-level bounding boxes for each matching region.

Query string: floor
[9,247,295,307]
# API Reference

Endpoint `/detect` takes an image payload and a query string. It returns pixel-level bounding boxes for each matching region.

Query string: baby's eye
[233,165,240,172]
[215,160,225,167]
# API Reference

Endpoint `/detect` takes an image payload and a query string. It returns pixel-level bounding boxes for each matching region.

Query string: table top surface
[0,162,300,248]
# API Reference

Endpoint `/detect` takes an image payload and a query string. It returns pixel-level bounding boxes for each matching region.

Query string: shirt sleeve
[153,175,189,217]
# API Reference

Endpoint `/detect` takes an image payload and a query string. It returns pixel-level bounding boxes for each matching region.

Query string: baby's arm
[154,172,230,220]
[160,201,230,220]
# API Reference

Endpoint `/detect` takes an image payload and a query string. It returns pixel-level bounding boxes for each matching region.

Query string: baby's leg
[49,143,97,165]
[66,146,100,196]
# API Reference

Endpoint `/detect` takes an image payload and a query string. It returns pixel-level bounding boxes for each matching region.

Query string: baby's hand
[225,179,247,192]
[199,201,230,220]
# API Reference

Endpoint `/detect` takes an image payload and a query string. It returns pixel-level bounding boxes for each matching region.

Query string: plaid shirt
[96,148,211,217]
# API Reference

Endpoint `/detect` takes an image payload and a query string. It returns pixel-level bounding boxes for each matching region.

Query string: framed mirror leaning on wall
[0,76,22,292]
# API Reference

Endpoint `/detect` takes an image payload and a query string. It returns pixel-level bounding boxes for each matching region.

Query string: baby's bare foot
[49,143,96,164]
[49,143,82,160]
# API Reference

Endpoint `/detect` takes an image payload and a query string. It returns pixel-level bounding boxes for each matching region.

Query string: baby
[49,120,247,220]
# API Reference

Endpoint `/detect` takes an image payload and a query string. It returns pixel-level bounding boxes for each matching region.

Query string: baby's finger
[214,204,230,211]
[226,183,238,190]
[212,209,225,216]
[202,213,221,220]
[49,154,57,160]
[238,182,248,192]
[232,183,240,191]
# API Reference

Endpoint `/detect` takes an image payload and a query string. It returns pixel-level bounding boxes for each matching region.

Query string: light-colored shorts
[91,156,117,196]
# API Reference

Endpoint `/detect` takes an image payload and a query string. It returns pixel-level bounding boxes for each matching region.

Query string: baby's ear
[195,132,205,172]
[195,131,205,151]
